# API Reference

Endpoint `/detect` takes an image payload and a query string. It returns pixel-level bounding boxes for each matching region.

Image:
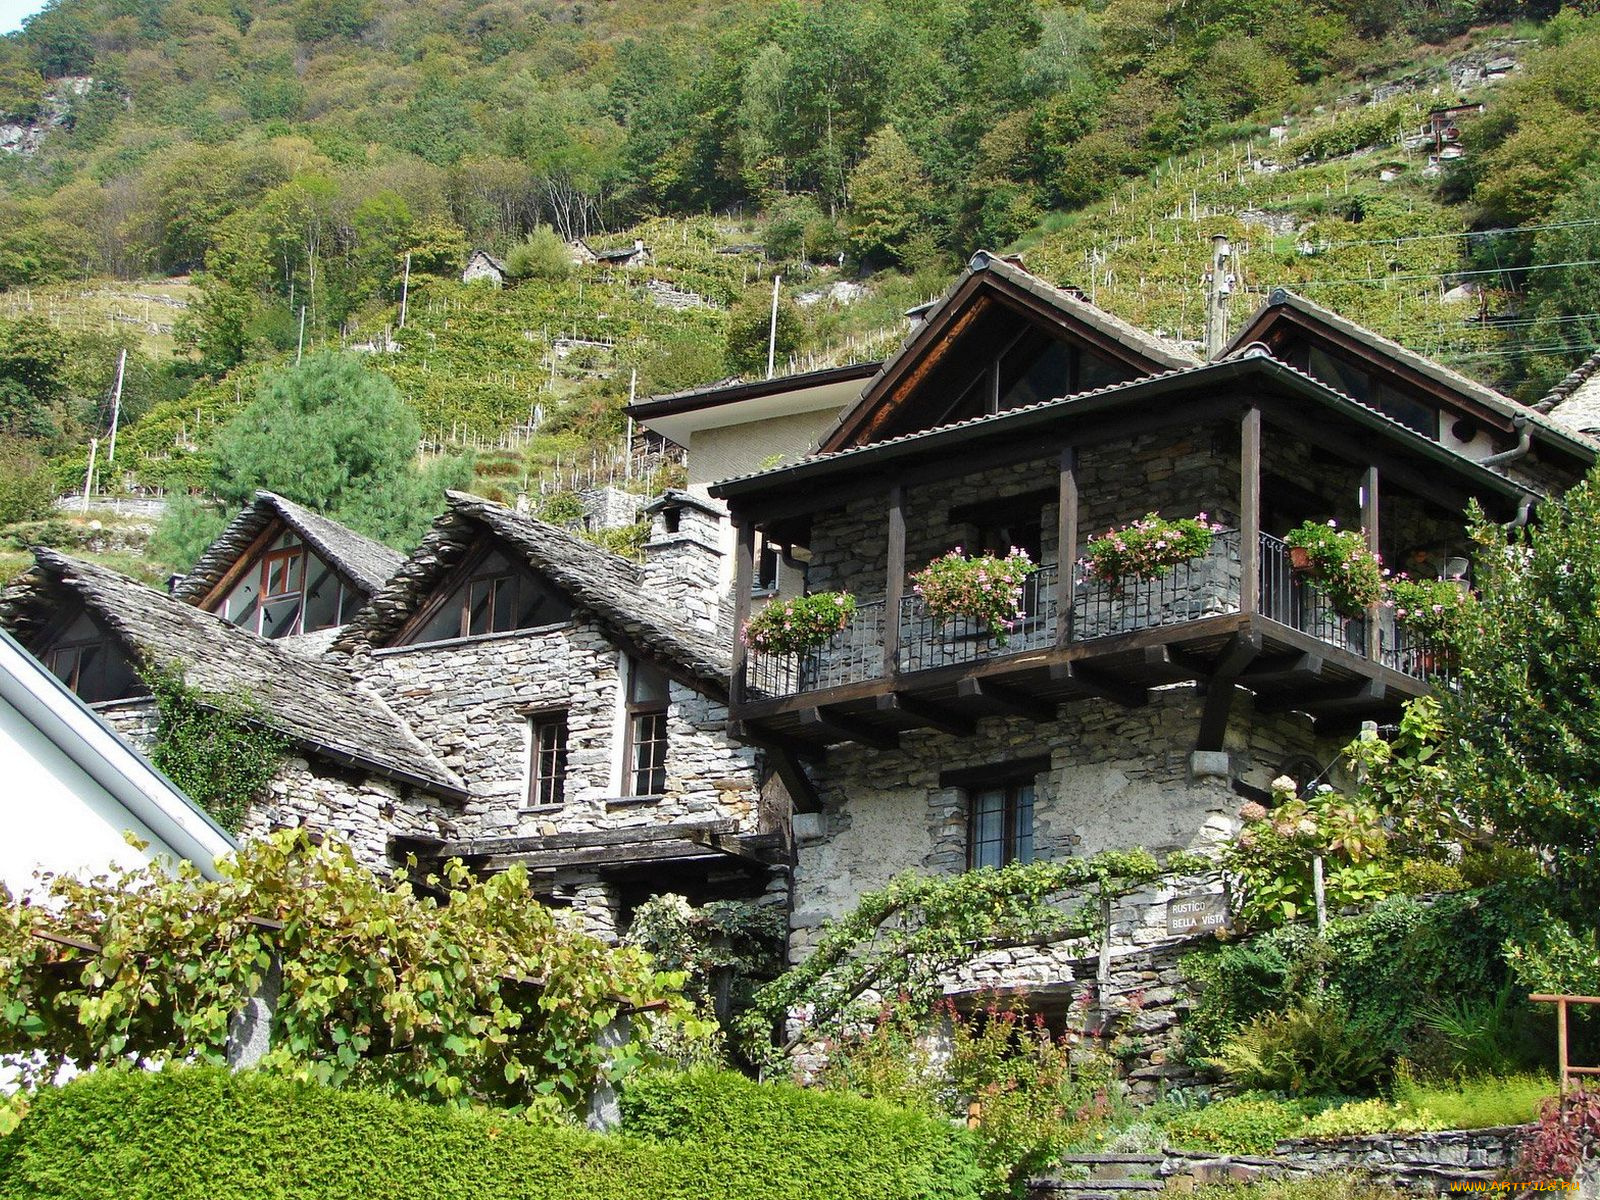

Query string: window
[404,546,572,645]
[39,611,138,704]
[943,758,1046,870]
[624,658,670,796]
[755,541,780,594]
[217,530,352,639]
[527,713,569,806]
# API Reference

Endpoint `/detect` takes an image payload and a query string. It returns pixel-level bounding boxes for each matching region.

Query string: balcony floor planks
[735,612,1431,747]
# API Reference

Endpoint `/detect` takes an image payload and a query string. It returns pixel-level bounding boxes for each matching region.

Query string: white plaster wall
[0,698,179,896]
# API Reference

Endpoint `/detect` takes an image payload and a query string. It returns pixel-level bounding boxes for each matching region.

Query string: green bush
[0,1065,985,1200]
[1163,1097,1320,1155]
[505,227,572,282]
[1391,1071,1556,1130]
[620,1068,987,1200]
[1211,997,1389,1096]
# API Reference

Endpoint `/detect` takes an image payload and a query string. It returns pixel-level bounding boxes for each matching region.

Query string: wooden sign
[1166,892,1230,936]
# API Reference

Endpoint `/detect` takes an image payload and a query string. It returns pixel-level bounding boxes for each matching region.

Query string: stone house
[172,490,405,655]
[461,249,507,286]
[0,550,465,871]
[331,490,788,938]
[706,251,1597,1053]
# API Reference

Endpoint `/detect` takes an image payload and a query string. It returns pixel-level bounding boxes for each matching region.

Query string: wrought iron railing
[740,527,1456,700]
[897,564,1060,674]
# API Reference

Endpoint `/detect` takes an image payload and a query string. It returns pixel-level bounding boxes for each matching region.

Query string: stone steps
[1029,1178,1165,1198]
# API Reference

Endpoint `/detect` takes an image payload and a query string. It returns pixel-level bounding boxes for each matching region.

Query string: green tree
[1438,475,1600,911]
[503,226,571,281]
[845,125,934,267]
[723,286,803,378]
[202,352,464,547]
[21,3,93,77]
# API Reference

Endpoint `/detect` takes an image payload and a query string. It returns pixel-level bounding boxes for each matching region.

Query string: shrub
[1519,1089,1600,1182]
[741,591,857,655]
[0,1064,986,1200]
[911,548,1037,645]
[1211,996,1390,1096]
[1298,1098,1442,1138]
[0,444,55,526]
[621,1068,988,1200]
[505,227,572,282]
[1083,512,1222,587]
[1285,520,1384,618]
[1163,1096,1319,1154]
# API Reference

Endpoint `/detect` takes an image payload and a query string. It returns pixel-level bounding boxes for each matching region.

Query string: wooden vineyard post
[1529,993,1600,1094]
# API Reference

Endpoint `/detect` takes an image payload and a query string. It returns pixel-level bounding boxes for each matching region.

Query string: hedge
[0,1066,986,1200]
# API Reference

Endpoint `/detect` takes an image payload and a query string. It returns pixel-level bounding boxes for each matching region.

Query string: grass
[1391,1071,1556,1129]
[0,278,195,360]
[1193,1175,1406,1199]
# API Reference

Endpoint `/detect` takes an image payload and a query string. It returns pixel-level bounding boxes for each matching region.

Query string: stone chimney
[639,490,726,636]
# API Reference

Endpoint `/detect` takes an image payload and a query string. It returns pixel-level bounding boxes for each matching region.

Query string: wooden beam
[799,706,899,750]
[1056,446,1078,648]
[729,718,829,761]
[1363,465,1382,661]
[426,820,739,859]
[875,692,976,737]
[483,839,727,873]
[1240,406,1262,615]
[885,485,906,677]
[1195,631,1263,751]
[764,744,822,814]
[1256,678,1387,715]
[955,678,1057,722]
[1240,651,1326,687]
[1050,661,1147,708]
[730,520,756,710]
[687,829,786,866]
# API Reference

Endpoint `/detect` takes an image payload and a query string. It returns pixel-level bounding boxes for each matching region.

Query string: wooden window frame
[463,569,520,638]
[942,757,1047,871]
[254,541,307,637]
[622,659,670,797]
[526,711,569,807]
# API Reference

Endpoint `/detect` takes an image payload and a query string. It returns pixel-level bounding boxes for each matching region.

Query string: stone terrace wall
[351,621,763,843]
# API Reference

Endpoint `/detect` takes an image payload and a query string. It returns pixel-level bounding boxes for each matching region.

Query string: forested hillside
[3,0,1600,578]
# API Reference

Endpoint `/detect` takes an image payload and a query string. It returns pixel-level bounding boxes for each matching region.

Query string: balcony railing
[742,530,1454,700]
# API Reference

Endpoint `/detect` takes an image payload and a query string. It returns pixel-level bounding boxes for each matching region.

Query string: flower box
[1284,520,1385,619]
[741,591,857,656]
[911,548,1037,646]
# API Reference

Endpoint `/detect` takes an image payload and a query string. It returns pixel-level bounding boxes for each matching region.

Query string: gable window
[404,545,573,645]
[217,529,352,639]
[623,658,670,796]
[38,610,138,704]
[942,758,1046,870]
[527,712,569,807]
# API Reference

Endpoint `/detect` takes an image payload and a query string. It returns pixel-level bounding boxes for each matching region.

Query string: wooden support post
[884,485,906,677]
[1240,408,1262,615]
[1560,996,1570,1095]
[1056,447,1078,648]
[1363,465,1381,661]
[731,520,755,708]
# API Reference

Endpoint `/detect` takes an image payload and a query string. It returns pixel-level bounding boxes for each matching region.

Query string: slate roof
[1,550,466,799]
[334,492,730,688]
[466,249,507,274]
[1538,349,1600,435]
[711,348,1544,503]
[1226,289,1599,458]
[173,492,406,606]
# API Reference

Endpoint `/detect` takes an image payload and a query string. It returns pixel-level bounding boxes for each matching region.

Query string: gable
[395,535,575,646]
[818,256,1195,453]
[31,604,140,705]
[202,521,363,639]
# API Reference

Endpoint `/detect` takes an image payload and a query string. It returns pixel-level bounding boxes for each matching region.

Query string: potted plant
[1083,511,1225,589]
[741,591,857,655]
[1284,520,1384,619]
[911,547,1037,646]
[1388,575,1475,646]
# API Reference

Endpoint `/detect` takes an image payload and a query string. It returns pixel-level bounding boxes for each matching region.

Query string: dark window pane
[467,578,493,637]
[492,576,517,633]
[301,559,341,633]
[260,595,303,638]
[529,716,569,806]
[629,660,670,706]
[630,711,669,795]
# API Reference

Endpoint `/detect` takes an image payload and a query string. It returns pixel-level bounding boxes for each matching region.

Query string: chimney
[640,491,726,636]
[1204,234,1233,361]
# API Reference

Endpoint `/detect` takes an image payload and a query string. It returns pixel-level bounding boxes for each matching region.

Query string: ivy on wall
[147,665,288,833]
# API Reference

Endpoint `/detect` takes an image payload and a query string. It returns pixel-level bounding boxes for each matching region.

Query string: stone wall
[351,620,764,843]
[641,501,726,637]
[93,698,455,875]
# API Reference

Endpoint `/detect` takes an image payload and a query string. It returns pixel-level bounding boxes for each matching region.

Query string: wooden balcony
[732,531,1450,748]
